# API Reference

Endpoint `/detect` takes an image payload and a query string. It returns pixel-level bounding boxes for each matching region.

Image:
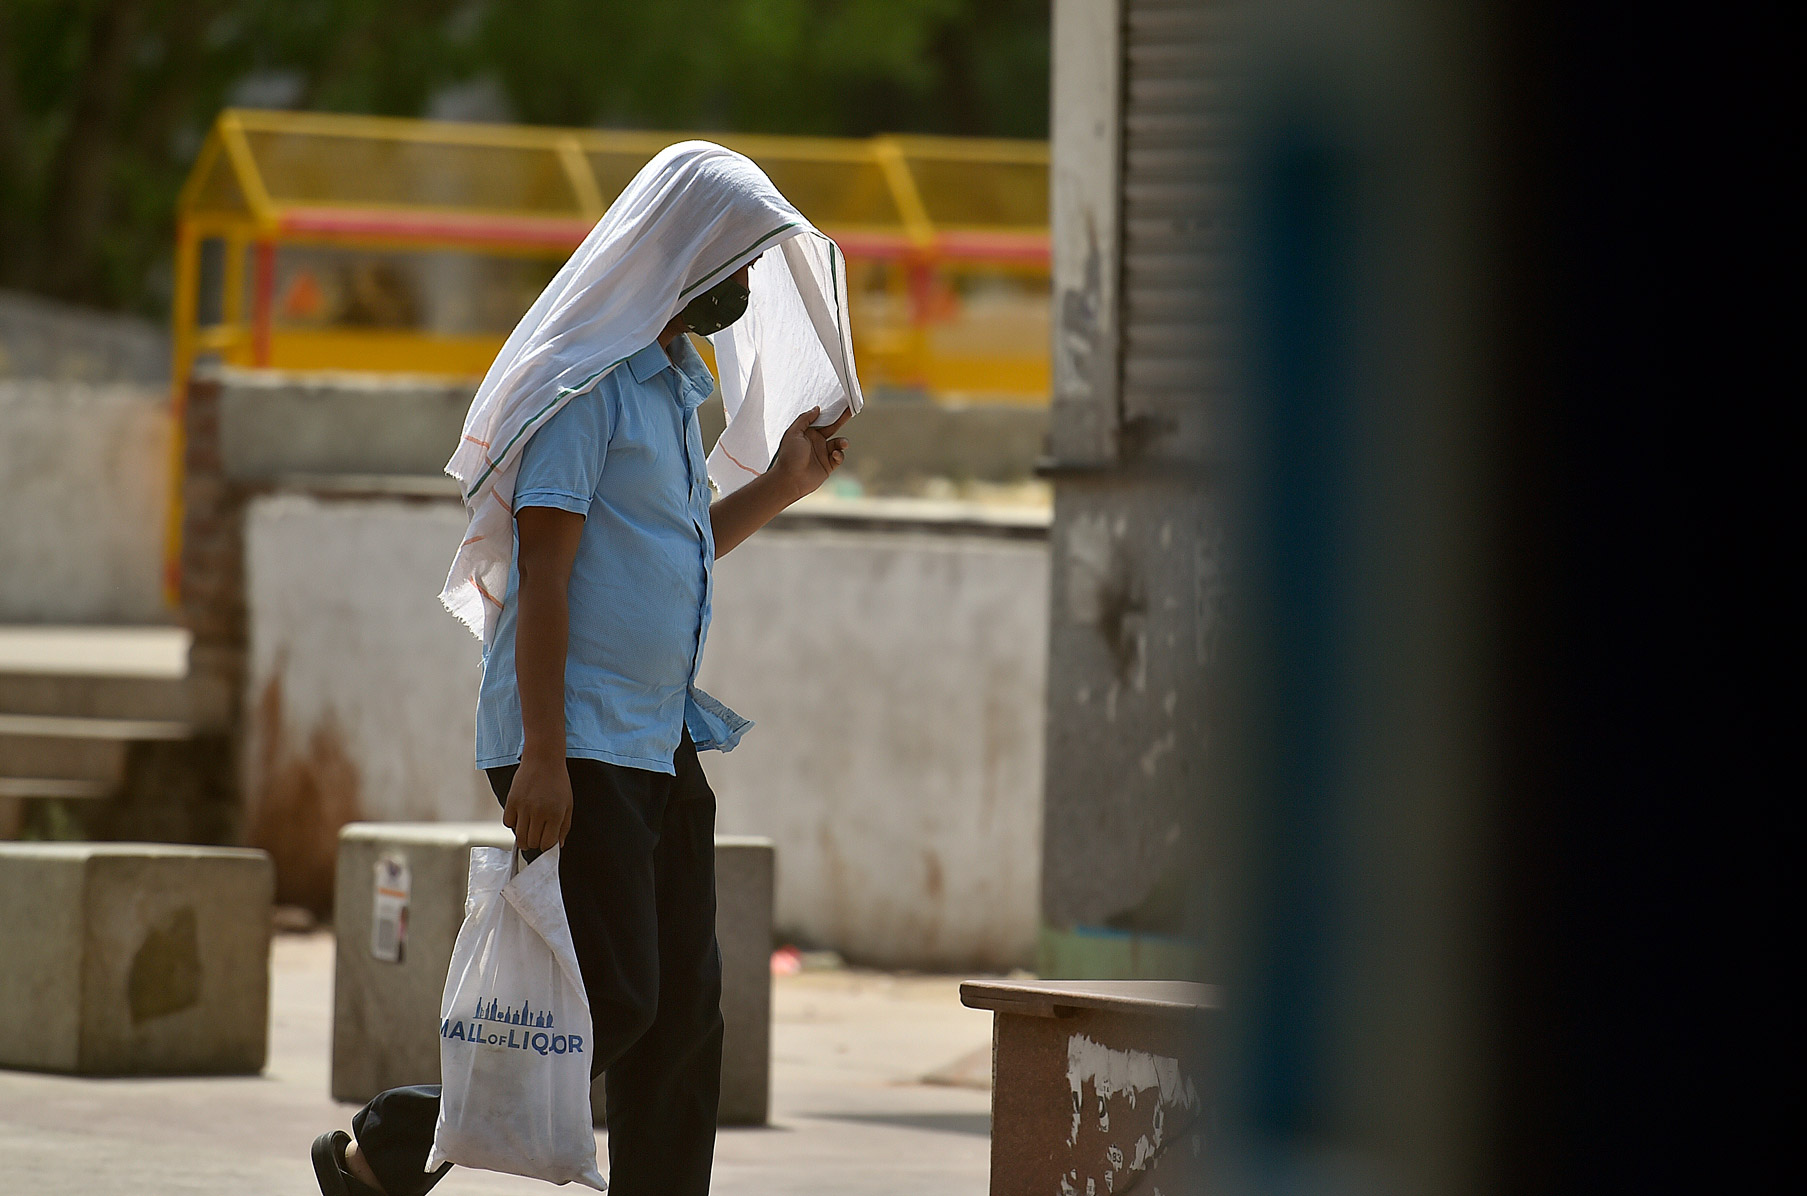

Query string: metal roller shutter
[1120,0,1229,463]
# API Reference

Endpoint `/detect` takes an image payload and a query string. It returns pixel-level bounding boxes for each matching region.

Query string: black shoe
[311,1130,384,1196]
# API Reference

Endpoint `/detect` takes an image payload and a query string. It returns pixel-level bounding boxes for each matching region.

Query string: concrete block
[713,836,775,1126]
[332,824,775,1125]
[0,843,273,1074]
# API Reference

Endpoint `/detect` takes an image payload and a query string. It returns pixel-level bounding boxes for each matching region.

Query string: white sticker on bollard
[371,853,410,963]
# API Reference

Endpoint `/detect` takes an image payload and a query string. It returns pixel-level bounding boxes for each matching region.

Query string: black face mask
[679,275,750,336]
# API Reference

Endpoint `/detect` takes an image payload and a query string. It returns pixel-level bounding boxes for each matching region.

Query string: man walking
[313,142,859,1196]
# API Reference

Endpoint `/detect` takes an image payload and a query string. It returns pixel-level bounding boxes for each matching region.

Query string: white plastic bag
[426,846,607,1189]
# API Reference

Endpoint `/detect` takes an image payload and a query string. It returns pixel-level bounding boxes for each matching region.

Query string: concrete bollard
[0,842,273,1075]
[712,835,775,1126]
[332,823,775,1125]
[331,822,512,1105]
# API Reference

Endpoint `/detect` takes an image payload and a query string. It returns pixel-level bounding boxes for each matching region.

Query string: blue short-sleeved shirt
[475,335,750,774]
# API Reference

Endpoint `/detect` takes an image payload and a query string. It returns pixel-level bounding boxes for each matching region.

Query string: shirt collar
[625,337,716,407]
[664,333,718,404]
[625,342,672,384]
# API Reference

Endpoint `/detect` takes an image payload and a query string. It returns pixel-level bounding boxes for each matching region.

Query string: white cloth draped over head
[440,140,863,641]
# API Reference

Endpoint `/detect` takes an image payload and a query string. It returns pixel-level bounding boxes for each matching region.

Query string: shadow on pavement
[805,1111,992,1137]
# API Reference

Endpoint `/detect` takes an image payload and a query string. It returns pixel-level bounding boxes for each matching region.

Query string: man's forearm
[709,471,800,557]
[514,560,572,762]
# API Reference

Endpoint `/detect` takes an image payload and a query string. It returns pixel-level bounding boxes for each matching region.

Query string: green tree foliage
[0,0,1048,316]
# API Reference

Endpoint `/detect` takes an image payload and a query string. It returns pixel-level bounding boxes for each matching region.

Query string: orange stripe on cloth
[471,574,504,609]
[718,444,762,476]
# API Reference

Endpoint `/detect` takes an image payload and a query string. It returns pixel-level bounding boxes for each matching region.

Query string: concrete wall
[0,290,169,384]
[0,291,174,625]
[241,495,492,909]
[700,524,1049,972]
[241,492,1048,969]
[0,381,173,623]
[219,372,474,480]
[214,366,1048,493]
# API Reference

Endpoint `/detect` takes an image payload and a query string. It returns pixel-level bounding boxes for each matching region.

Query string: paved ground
[0,932,997,1194]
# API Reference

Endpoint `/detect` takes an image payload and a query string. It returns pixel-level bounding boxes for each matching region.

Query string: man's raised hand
[771,406,851,501]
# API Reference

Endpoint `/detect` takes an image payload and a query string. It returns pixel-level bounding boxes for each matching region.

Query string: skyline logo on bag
[442,994,586,1058]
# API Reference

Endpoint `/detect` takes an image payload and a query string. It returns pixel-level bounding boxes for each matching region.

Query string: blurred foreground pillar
[1043,0,1550,1191]
[1205,0,1510,1189]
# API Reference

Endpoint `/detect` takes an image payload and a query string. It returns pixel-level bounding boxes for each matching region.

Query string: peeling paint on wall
[1194,524,1226,668]
[1063,1031,1202,1192]
[1065,511,1150,693]
[1065,512,1114,625]
[1058,213,1106,408]
[1138,732,1176,777]
[1043,487,1219,938]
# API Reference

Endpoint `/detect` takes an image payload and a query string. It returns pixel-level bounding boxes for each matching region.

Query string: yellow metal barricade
[172,110,1048,401]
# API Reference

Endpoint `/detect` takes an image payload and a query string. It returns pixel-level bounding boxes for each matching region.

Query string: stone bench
[0,842,273,1074]
[332,823,774,1125]
[959,978,1217,1196]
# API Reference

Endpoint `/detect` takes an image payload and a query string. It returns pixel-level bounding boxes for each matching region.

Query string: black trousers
[352,736,724,1196]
